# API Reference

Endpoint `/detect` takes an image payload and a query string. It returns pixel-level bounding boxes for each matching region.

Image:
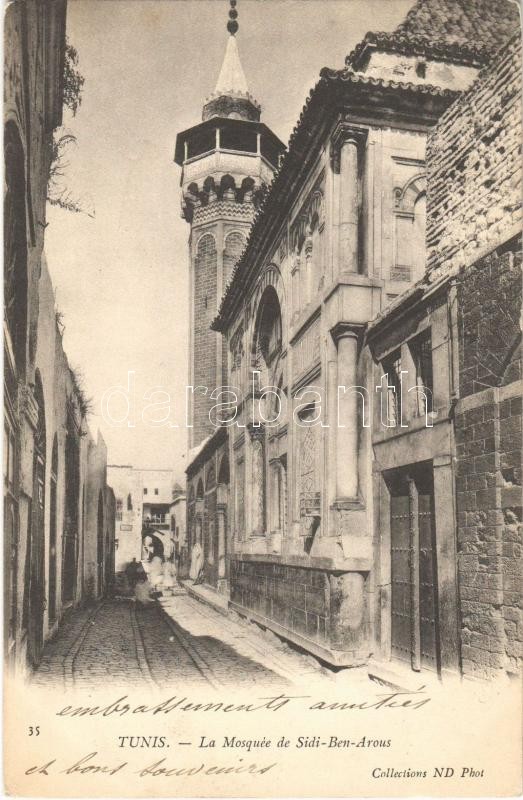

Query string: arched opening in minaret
[219,174,237,201]
[240,177,254,202]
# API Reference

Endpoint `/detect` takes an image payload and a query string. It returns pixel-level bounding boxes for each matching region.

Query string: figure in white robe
[189,542,203,582]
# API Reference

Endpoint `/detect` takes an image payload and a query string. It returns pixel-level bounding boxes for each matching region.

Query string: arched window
[218,454,230,486]
[195,233,217,312]
[223,231,245,284]
[206,465,216,491]
[412,193,426,279]
[393,174,426,283]
[270,460,287,535]
[4,123,28,375]
[127,492,133,511]
[253,285,282,370]
[196,479,204,500]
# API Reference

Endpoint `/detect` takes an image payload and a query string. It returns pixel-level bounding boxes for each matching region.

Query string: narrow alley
[31,592,370,692]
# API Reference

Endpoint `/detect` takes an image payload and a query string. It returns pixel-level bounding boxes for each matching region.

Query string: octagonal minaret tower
[175,0,285,449]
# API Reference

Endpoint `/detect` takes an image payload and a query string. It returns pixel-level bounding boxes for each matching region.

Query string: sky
[45,0,413,480]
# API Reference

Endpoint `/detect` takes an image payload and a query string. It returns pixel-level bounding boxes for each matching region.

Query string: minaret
[175,0,285,450]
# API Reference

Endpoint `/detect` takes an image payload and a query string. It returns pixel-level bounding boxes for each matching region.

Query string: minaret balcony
[182,147,276,193]
[175,117,285,189]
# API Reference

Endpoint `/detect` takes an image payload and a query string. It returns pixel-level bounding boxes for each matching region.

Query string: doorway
[389,463,440,672]
[62,416,79,605]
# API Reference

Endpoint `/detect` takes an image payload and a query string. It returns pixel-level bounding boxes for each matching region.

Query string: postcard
[3,0,522,796]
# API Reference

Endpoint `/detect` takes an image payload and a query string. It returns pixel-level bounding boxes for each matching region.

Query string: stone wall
[230,559,330,646]
[459,243,521,397]
[192,229,219,444]
[230,558,370,663]
[455,242,522,678]
[426,35,522,278]
[424,20,522,680]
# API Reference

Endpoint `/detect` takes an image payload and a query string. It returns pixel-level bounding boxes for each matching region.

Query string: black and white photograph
[3,0,522,795]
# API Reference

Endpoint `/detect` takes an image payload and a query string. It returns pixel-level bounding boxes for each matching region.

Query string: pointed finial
[227,0,239,36]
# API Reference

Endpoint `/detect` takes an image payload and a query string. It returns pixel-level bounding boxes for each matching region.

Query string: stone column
[326,356,338,515]
[332,324,361,499]
[339,136,360,273]
[329,571,369,658]
[217,502,227,579]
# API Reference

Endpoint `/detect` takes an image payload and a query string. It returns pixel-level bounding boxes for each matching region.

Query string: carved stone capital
[329,322,365,346]
[330,122,368,174]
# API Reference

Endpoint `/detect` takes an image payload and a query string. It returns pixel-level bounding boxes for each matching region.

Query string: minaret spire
[227,0,239,36]
[214,0,249,98]
[202,0,260,121]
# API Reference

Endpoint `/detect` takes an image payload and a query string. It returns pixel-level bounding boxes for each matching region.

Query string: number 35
[28,726,40,736]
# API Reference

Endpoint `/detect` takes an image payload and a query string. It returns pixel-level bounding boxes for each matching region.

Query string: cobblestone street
[31,592,372,692]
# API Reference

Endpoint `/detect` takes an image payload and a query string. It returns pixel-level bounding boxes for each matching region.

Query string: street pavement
[31,592,373,691]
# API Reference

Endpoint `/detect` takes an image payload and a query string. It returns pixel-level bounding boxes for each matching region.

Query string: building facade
[108,465,144,573]
[206,0,521,680]
[4,0,115,676]
[108,465,180,580]
[169,483,188,576]
[366,33,521,680]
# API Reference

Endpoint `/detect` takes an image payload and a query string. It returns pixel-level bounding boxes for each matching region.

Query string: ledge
[181,580,229,617]
[456,379,523,414]
[229,601,369,667]
[231,551,372,572]
[372,411,449,445]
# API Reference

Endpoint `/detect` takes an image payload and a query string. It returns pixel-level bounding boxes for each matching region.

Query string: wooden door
[390,476,412,664]
[390,466,440,672]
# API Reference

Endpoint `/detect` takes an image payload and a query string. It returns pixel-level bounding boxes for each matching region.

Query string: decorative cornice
[186,426,228,477]
[345,31,491,72]
[192,199,255,227]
